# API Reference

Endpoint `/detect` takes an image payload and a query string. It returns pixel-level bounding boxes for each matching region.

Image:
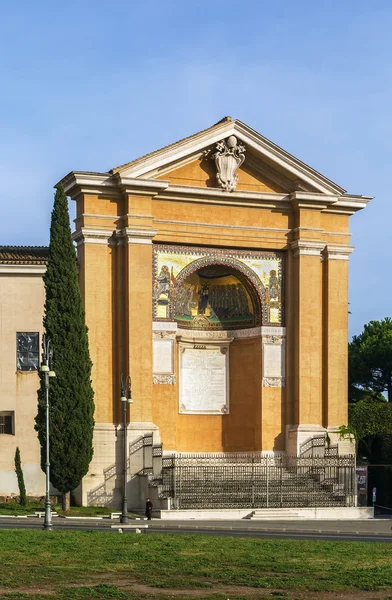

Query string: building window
[0,412,14,435]
[16,332,39,371]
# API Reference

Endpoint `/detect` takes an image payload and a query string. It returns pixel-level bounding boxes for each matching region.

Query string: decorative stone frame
[177,336,233,414]
[153,330,176,384]
[261,326,286,387]
[152,244,285,327]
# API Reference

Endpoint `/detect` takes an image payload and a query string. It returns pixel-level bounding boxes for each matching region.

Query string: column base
[76,422,161,507]
[286,424,327,456]
[327,426,355,455]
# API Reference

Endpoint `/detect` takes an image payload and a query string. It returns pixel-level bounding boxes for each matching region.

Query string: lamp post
[40,334,56,531]
[120,374,132,524]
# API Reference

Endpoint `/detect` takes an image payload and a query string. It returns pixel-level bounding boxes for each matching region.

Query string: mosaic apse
[153,245,284,329]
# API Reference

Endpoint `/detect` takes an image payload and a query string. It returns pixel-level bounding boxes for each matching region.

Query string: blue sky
[0,1,389,337]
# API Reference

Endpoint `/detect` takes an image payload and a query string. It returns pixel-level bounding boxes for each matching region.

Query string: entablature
[62,170,371,218]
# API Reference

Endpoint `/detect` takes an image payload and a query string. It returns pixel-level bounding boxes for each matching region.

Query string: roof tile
[0,246,49,265]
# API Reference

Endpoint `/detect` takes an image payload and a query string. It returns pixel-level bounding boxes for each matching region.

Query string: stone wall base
[286,424,355,456]
[159,507,373,520]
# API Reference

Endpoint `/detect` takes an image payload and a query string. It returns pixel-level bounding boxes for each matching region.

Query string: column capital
[118,228,158,245]
[321,245,354,261]
[72,228,113,246]
[290,240,325,257]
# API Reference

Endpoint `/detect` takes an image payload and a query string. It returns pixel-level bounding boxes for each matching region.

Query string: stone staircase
[149,453,354,510]
[86,436,354,511]
[87,457,126,507]
[86,433,162,507]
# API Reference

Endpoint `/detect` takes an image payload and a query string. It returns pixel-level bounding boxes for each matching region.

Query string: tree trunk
[62,491,71,511]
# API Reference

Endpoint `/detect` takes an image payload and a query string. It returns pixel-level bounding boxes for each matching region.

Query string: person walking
[145,497,153,520]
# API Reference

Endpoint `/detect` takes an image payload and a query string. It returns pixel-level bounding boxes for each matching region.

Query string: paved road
[0,516,391,542]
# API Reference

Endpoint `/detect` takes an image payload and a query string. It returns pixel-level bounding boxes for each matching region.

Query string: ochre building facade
[61,118,371,506]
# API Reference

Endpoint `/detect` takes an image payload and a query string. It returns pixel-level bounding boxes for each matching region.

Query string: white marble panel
[179,345,229,414]
[263,344,284,378]
[153,339,174,374]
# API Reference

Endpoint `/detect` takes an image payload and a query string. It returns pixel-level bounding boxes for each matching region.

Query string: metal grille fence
[159,453,355,509]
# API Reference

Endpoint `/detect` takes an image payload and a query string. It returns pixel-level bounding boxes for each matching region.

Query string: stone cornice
[290,191,339,210]
[153,218,289,235]
[58,173,372,217]
[176,327,260,340]
[290,240,325,257]
[72,228,114,246]
[261,326,286,338]
[60,172,119,200]
[117,227,158,245]
[323,194,373,215]
[116,175,169,197]
[156,184,291,209]
[151,324,286,339]
[0,264,46,275]
[321,245,354,261]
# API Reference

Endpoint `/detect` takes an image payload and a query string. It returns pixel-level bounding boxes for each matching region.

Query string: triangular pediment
[155,158,286,194]
[112,117,346,196]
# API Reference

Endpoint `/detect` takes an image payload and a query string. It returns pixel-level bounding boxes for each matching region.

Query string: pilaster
[72,227,114,424]
[322,245,353,429]
[290,239,324,428]
[261,327,286,451]
[123,222,157,424]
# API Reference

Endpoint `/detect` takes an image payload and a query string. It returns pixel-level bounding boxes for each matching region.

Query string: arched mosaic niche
[174,257,263,330]
[152,244,284,327]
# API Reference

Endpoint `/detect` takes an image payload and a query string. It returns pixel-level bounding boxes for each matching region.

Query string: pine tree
[35,186,94,510]
[14,447,26,506]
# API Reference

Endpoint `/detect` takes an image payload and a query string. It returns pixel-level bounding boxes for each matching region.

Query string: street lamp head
[120,373,132,403]
[48,370,56,378]
[40,364,49,373]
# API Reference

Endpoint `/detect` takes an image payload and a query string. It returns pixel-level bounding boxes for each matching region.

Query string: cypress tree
[35,186,94,510]
[14,447,26,506]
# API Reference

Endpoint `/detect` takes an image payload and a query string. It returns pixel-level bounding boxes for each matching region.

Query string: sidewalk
[0,514,391,537]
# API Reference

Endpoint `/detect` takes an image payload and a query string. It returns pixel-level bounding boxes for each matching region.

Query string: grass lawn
[0,530,392,599]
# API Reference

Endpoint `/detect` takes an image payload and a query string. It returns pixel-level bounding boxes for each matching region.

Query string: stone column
[286,239,326,455]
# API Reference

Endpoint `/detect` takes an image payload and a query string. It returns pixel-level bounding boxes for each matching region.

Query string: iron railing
[300,435,338,458]
[157,453,355,509]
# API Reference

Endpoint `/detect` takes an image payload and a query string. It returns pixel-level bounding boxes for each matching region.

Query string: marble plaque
[263,344,284,378]
[179,346,229,414]
[153,339,173,374]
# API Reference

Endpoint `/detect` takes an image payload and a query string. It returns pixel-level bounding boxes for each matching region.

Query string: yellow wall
[153,337,263,452]
[157,159,285,193]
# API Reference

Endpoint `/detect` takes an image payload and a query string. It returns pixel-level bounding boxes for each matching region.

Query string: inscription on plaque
[179,346,229,414]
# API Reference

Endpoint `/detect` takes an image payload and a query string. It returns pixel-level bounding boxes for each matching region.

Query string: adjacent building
[0,247,48,497]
